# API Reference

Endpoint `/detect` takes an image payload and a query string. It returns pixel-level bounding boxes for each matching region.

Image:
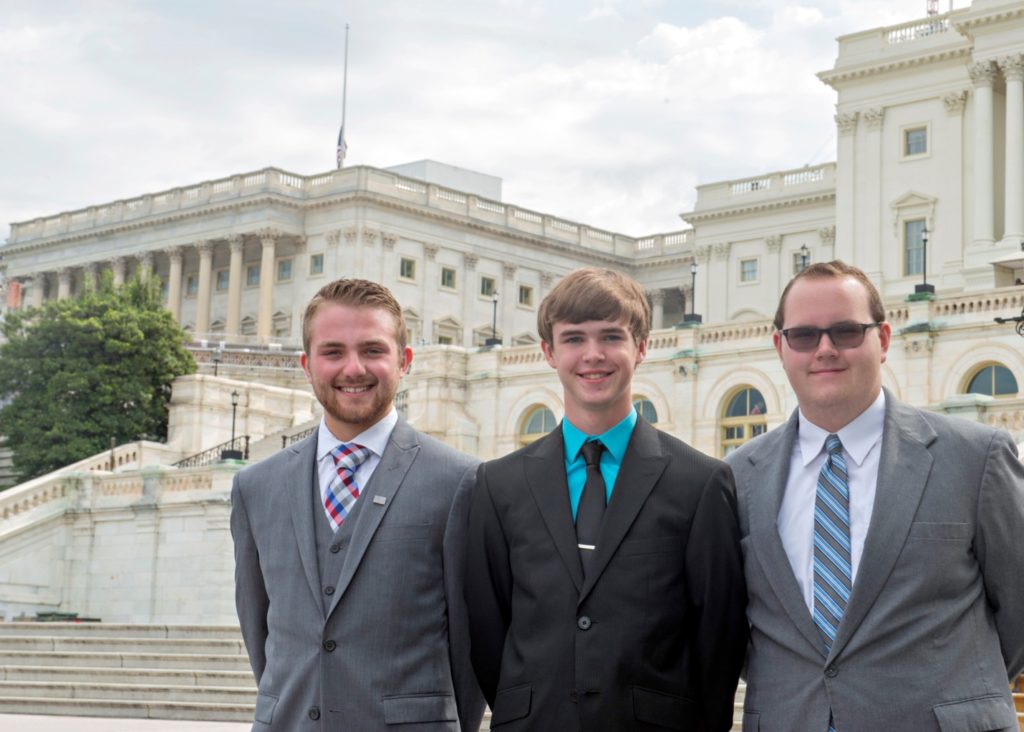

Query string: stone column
[85,262,100,291]
[501,263,517,343]
[650,289,665,330]
[861,107,885,282]
[111,256,126,286]
[1000,55,1024,247]
[195,241,214,336]
[422,244,438,343]
[257,232,276,341]
[31,274,45,308]
[694,245,712,321]
[709,243,731,323]
[461,254,478,347]
[56,268,72,300]
[833,112,859,261]
[226,235,244,336]
[969,61,998,247]
[166,246,184,321]
[138,251,154,277]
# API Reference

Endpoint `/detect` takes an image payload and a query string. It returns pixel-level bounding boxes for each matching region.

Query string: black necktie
[576,440,606,576]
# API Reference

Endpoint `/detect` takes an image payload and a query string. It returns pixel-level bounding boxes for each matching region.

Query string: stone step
[0,650,251,672]
[0,680,255,705]
[0,623,242,640]
[0,635,246,656]
[0,696,254,723]
[0,665,253,688]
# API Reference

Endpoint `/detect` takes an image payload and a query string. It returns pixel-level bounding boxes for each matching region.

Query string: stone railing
[7,165,693,260]
[699,321,774,346]
[692,163,835,210]
[932,289,1024,321]
[885,15,951,45]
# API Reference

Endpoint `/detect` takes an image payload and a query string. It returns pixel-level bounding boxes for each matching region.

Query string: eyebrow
[315,338,391,349]
[557,325,628,338]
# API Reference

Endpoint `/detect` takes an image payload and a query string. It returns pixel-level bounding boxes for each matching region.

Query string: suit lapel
[746,411,826,655]
[524,428,584,593]
[327,420,418,618]
[288,434,324,615]
[579,419,667,604]
[829,394,935,659]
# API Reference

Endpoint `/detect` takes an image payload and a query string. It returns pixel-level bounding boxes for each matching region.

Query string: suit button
[308,706,320,720]
[324,586,335,596]
[330,542,342,553]
[323,639,336,652]
[577,616,592,630]
[825,665,838,678]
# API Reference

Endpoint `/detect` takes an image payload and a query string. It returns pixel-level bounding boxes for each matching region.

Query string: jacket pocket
[742,711,760,731]
[490,684,532,727]
[908,521,969,541]
[382,692,457,724]
[932,694,1017,731]
[631,686,695,729]
[254,691,278,724]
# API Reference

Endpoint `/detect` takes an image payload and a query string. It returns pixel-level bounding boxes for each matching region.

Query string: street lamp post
[683,262,702,324]
[485,292,502,346]
[212,348,222,377]
[798,243,810,271]
[915,226,935,294]
[221,390,243,460]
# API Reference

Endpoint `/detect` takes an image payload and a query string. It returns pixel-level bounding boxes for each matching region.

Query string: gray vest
[312,460,368,617]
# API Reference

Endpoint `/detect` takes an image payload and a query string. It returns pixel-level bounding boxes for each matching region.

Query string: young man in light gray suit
[231,278,484,731]
[727,261,1024,732]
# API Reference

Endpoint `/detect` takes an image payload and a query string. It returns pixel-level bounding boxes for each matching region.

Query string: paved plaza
[0,715,250,731]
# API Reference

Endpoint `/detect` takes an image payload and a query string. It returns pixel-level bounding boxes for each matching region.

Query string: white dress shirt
[777,391,886,612]
[315,409,398,515]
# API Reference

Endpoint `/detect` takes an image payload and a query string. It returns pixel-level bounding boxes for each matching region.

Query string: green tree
[0,274,196,483]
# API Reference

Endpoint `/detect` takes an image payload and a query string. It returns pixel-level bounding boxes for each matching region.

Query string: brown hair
[773,260,886,330]
[537,268,651,345]
[302,278,407,352]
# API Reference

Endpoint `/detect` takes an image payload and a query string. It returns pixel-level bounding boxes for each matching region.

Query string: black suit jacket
[465,418,748,731]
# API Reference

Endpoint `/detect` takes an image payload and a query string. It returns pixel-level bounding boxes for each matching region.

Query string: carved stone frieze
[835,111,859,135]
[713,242,731,261]
[381,232,398,250]
[694,246,712,264]
[765,235,782,253]
[818,226,836,246]
[464,254,479,271]
[999,54,1024,82]
[862,107,885,129]
[502,263,517,279]
[424,244,439,260]
[968,60,998,87]
[942,90,968,113]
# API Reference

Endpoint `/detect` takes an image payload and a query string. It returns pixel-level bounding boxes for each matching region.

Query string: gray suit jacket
[727,391,1024,732]
[231,419,485,731]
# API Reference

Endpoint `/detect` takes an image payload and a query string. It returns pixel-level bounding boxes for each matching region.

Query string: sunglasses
[779,322,882,352]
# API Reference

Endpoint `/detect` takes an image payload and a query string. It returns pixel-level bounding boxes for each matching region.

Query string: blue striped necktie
[813,433,851,732]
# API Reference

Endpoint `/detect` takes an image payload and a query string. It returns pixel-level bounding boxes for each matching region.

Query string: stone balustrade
[691,163,836,211]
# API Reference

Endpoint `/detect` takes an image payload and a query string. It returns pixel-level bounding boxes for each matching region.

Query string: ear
[878,321,892,364]
[400,346,413,376]
[773,330,783,359]
[541,339,557,369]
[301,351,313,384]
[635,338,647,366]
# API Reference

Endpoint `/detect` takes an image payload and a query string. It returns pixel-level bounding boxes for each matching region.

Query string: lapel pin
[373,495,387,505]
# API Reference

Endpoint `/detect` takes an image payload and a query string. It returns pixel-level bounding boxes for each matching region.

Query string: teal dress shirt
[562,408,638,520]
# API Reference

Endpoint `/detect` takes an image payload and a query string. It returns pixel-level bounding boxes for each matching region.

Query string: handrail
[172,436,250,468]
[282,427,316,449]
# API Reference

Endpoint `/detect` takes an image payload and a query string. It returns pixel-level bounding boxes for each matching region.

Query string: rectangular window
[480,276,496,297]
[904,127,927,156]
[904,219,926,276]
[740,258,759,283]
[441,267,456,289]
[309,253,324,275]
[186,275,198,297]
[215,270,229,291]
[276,258,293,282]
[518,284,534,307]
[400,257,416,280]
[437,335,454,345]
[246,264,260,287]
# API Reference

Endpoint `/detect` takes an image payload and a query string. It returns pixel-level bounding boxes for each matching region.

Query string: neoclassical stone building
[1,0,1023,623]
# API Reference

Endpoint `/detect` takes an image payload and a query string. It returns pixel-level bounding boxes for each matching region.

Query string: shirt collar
[797,390,885,467]
[316,408,398,461]
[561,408,638,464]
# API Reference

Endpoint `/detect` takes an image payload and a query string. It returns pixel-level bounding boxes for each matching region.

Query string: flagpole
[337,23,349,169]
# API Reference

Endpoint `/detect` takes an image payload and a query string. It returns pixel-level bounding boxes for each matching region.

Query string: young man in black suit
[466,267,748,731]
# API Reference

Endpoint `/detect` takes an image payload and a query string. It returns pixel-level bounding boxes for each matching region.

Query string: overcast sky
[1,0,963,241]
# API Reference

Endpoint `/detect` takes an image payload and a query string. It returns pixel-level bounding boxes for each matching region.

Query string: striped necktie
[813,433,851,732]
[325,443,371,531]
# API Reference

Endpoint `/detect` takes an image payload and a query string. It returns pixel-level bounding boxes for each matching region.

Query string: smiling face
[541,318,646,435]
[774,275,891,433]
[301,303,412,441]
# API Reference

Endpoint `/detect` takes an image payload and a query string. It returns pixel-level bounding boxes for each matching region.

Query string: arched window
[632,396,658,423]
[519,406,556,447]
[966,363,1018,397]
[720,387,767,457]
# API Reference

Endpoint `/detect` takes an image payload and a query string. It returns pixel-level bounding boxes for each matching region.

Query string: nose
[581,337,604,361]
[814,330,839,357]
[340,354,367,377]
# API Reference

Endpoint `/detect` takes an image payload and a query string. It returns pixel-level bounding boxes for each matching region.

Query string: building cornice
[681,190,836,225]
[817,46,971,88]
[952,2,1024,39]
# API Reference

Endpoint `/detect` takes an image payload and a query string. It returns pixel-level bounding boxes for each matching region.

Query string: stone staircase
[1016,688,1024,731]
[0,623,255,722]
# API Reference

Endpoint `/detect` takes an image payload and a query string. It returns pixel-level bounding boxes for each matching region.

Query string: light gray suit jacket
[727,391,1024,732]
[230,419,485,731]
